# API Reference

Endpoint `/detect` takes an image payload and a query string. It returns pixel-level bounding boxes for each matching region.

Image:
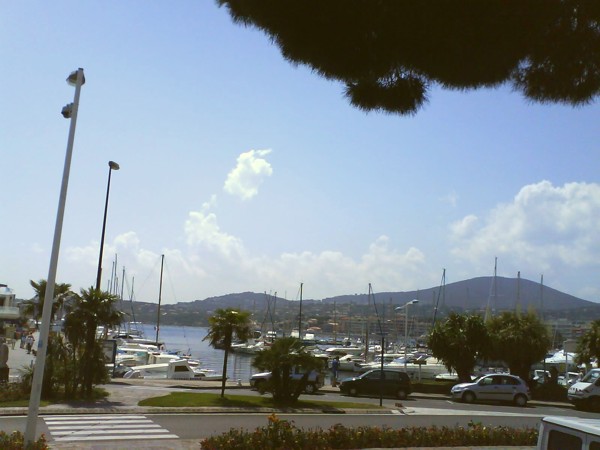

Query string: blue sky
[2,2,599,305]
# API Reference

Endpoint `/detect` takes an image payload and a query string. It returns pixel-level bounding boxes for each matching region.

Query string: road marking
[400,407,544,417]
[44,414,178,442]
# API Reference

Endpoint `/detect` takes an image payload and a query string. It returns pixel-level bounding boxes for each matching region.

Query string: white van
[537,416,600,449]
[568,368,600,410]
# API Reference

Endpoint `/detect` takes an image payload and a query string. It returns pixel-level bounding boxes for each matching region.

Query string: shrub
[532,383,568,402]
[0,431,48,450]
[413,380,454,395]
[0,382,29,403]
[200,414,538,449]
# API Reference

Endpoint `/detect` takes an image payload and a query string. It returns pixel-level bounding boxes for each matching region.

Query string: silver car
[451,374,531,406]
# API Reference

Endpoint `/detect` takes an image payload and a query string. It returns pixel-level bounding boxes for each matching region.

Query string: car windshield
[582,370,600,383]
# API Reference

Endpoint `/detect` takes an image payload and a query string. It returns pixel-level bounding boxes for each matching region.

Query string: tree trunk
[220,348,229,398]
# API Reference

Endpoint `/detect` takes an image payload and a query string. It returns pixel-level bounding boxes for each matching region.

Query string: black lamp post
[95,160,120,291]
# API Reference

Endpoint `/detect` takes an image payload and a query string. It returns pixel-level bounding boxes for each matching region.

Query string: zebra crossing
[44,414,179,442]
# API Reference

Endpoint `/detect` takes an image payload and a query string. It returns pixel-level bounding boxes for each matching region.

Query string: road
[0,384,592,448]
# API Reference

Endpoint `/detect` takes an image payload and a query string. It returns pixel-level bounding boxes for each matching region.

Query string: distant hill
[128,276,600,327]
[321,276,594,312]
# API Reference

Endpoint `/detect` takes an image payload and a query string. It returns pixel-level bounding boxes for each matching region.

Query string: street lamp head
[108,161,120,170]
[66,68,85,87]
[395,299,419,310]
[61,103,73,119]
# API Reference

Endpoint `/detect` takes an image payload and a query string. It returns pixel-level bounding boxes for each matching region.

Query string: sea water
[139,324,342,384]
[140,324,258,382]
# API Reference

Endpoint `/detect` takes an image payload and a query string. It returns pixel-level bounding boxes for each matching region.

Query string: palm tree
[64,287,122,397]
[23,279,72,324]
[576,320,600,371]
[252,336,322,404]
[204,308,252,397]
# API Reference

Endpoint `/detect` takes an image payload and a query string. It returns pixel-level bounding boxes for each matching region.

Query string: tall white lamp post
[395,299,418,369]
[25,68,85,445]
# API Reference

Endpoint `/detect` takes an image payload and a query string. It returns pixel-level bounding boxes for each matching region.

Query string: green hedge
[531,383,568,402]
[200,414,538,449]
[412,380,454,395]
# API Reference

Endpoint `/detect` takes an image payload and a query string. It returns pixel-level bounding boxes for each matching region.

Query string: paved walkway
[6,330,37,381]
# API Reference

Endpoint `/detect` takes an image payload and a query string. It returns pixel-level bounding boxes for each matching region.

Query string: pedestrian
[0,337,9,383]
[25,333,35,354]
[20,332,25,349]
[331,356,340,387]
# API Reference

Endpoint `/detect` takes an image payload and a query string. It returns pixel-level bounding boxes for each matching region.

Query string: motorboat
[230,339,266,354]
[324,346,364,357]
[123,359,223,381]
[329,354,365,372]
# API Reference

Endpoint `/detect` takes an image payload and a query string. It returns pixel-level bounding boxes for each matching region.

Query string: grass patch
[0,399,50,407]
[139,392,382,410]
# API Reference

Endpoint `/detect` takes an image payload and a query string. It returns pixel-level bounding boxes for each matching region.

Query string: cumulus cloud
[224,149,273,200]
[450,181,600,270]
[184,198,245,260]
[257,236,429,296]
[440,190,459,207]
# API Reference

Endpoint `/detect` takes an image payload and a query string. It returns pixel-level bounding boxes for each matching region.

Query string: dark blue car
[339,369,411,399]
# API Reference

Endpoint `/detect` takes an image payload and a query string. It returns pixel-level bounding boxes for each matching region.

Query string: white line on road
[44,414,179,442]
[55,434,179,442]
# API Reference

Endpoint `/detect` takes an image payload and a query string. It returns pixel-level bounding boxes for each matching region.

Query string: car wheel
[304,383,316,394]
[256,381,267,394]
[514,394,528,407]
[396,389,407,400]
[462,391,475,403]
[349,387,359,397]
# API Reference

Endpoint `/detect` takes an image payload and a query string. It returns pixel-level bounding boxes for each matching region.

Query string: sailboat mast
[540,274,544,321]
[155,254,164,344]
[432,268,445,328]
[297,282,303,339]
[516,271,521,315]
[365,284,371,363]
[333,300,337,344]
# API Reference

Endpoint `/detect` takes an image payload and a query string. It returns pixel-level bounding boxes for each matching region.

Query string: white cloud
[184,207,245,260]
[255,236,429,297]
[450,180,600,273]
[224,149,273,200]
[60,177,600,304]
[450,215,478,239]
[440,190,459,207]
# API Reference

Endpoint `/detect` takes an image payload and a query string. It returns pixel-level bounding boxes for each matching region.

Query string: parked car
[250,367,324,394]
[339,369,411,399]
[451,373,531,406]
[568,368,600,411]
[558,371,582,387]
[537,416,600,449]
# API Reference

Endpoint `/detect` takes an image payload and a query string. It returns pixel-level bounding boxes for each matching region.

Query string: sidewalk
[6,330,38,381]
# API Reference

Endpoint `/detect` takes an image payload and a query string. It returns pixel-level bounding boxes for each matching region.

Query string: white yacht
[123,359,223,381]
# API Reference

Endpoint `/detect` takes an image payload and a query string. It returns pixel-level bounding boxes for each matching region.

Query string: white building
[0,285,20,320]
